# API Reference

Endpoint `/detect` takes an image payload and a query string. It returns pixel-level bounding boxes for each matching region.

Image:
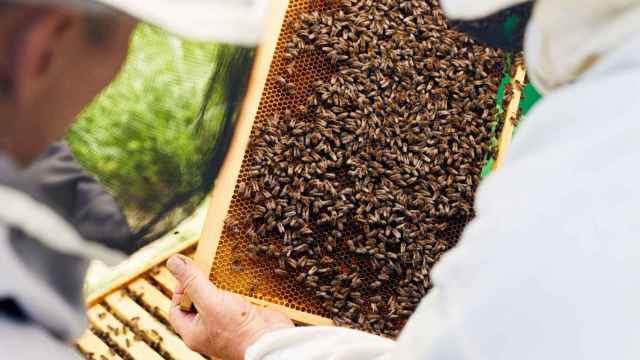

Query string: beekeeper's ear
[8,9,77,109]
[440,0,531,19]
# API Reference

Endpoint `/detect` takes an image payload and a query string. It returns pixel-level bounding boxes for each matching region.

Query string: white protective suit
[246,0,640,359]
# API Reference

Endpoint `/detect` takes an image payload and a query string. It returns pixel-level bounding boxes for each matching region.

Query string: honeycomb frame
[186,0,527,326]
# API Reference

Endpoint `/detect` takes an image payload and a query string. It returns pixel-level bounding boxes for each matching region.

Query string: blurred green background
[67,24,221,219]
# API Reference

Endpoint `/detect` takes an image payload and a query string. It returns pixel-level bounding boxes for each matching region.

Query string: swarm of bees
[236,0,504,336]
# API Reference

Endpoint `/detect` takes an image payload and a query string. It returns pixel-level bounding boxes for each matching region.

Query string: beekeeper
[166,0,640,359]
[0,0,267,358]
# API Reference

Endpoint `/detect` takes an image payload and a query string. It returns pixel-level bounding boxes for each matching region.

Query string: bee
[274,269,288,277]
[231,259,245,273]
[276,75,288,88]
[286,83,297,96]
[287,257,298,269]
[150,329,162,341]
[248,280,259,293]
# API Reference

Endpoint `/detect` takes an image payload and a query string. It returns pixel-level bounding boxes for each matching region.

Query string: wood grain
[88,304,163,360]
[149,266,178,295]
[105,292,205,360]
[128,278,172,325]
[494,66,526,171]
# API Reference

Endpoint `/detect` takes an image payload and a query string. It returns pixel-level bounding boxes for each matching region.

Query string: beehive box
[185,0,527,329]
[77,241,204,360]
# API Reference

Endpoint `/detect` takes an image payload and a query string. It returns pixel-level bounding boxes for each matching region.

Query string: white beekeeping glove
[8,0,270,46]
[441,0,640,93]
[524,0,640,93]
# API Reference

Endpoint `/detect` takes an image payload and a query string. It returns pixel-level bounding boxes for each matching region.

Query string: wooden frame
[183,0,528,325]
[494,66,527,171]
[86,237,197,307]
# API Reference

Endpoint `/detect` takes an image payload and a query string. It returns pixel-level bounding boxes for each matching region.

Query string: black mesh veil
[448,1,534,51]
[130,45,256,242]
[67,26,256,247]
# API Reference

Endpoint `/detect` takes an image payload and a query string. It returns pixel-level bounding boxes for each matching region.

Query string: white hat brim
[440,0,531,20]
[96,0,268,45]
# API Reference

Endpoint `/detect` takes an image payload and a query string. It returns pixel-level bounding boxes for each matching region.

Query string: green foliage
[67,24,221,216]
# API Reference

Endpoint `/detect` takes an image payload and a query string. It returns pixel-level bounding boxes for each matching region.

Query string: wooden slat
[87,305,163,360]
[182,0,290,311]
[150,266,178,295]
[494,66,526,171]
[76,329,123,360]
[105,292,205,360]
[87,240,197,307]
[128,278,172,324]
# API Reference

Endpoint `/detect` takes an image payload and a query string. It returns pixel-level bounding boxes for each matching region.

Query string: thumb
[167,254,216,310]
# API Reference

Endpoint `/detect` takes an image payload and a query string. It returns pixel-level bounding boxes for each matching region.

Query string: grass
[67,24,222,218]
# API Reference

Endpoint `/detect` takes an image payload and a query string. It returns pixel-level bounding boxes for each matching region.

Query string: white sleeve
[245,288,469,360]
[0,315,83,360]
[246,326,395,360]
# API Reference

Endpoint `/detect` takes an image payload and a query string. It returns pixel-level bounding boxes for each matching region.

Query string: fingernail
[167,255,187,276]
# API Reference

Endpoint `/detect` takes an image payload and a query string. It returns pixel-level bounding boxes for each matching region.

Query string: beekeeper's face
[0,5,136,165]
